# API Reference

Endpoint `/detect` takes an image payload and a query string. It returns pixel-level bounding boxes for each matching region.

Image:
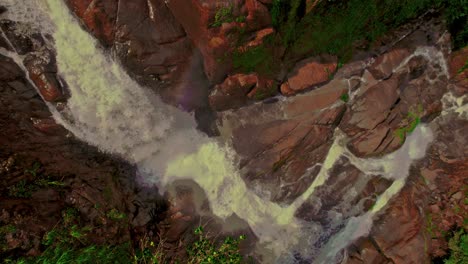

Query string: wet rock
[24,53,63,102]
[209,73,277,111]
[67,0,195,105]
[368,49,410,80]
[0,21,41,55]
[449,46,468,95]
[346,237,393,264]
[284,78,348,117]
[371,184,428,264]
[166,0,235,83]
[296,157,391,225]
[334,60,367,79]
[30,117,64,135]
[341,41,449,157]
[219,87,345,203]
[0,54,23,81]
[65,0,117,46]
[280,54,338,95]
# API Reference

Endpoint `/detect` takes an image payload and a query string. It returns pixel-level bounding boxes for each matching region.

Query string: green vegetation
[267,0,467,69]
[443,229,468,264]
[211,5,245,27]
[24,162,41,177]
[227,0,468,79]
[445,0,468,50]
[394,107,423,143]
[6,161,64,198]
[426,213,435,238]
[458,59,468,74]
[290,0,441,60]
[106,209,126,221]
[340,93,349,103]
[187,226,246,264]
[232,45,274,74]
[8,207,245,264]
[7,180,35,198]
[254,83,278,101]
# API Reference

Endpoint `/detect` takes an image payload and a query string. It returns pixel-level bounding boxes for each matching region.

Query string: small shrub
[394,106,423,143]
[444,229,468,264]
[340,93,349,103]
[7,180,34,198]
[24,162,41,177]
[211,5,246,27]
[106,209,126,221]
[232,45,273,74]
[187,226,246,264]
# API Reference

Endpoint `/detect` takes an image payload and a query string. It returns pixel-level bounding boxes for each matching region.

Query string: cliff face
[0,0,467,263]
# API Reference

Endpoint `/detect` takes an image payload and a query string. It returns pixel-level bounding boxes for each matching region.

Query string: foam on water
[0,0,448,262]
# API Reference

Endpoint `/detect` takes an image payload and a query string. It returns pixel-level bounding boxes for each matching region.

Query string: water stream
[0,0,453,263]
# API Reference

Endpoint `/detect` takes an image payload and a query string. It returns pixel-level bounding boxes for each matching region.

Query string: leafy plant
[106,209,126,221]
[444,0,468,50]
[7,179,40,198]
[24,161,41,177]
[187,226,246,264]
[211,5,246,27]
[444,229,468,264]
[340,93,349,103]
[394,107,423,143]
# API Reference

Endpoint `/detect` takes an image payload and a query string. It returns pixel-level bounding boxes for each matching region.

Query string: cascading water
[0,0,459,263]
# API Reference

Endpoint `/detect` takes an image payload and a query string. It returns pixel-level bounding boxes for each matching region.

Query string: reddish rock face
[281,55,338,95]
[65,0,196,107]
[24,54,63,102]
[449,47,468,95]
[368,48,410,80]
[166,0,271,84]
[66,0,117,46]
[209,73,277,111]
[340,35,449,158]
[296,157,392,225]
[219,88,346,203]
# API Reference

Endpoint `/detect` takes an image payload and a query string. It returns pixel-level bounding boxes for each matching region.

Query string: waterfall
[0,0,445,263]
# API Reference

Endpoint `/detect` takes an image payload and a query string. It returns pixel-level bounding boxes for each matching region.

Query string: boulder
[368,49,410,80]
[281,54,337,95]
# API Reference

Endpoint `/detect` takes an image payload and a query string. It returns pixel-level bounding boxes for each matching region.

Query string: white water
[0,0,452,263]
